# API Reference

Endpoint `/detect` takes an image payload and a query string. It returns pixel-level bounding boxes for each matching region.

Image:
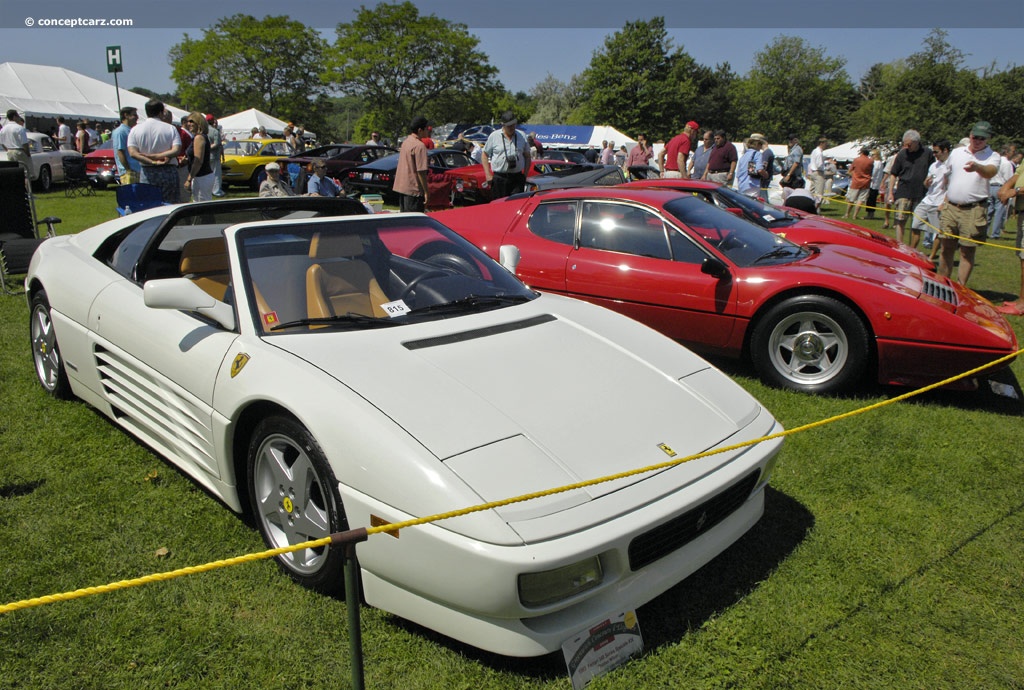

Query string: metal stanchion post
[345,543,365,690]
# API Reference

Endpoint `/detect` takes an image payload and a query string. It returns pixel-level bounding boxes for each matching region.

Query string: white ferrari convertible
[26,197,783,656]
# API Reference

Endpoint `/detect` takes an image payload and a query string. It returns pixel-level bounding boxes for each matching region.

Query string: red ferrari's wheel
[750,295,870,394]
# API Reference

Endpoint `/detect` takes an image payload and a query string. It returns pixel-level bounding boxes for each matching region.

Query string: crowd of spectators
[5,102,1023,312]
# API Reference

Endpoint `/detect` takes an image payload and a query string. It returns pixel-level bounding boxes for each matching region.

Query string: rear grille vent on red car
[920,277,958,307]
[627,470,760,571]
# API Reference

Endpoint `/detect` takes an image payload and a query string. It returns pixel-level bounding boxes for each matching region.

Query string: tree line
[165,5,1021,149]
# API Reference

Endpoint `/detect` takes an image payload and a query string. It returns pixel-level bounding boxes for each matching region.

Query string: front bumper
[347,414,784,656]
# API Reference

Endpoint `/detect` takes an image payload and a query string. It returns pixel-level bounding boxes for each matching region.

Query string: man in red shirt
[843,147,874,220]
[703,130,738,186]
[662,120,699,178]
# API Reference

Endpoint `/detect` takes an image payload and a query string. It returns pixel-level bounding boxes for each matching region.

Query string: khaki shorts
[893,198,914,222]
[940,203,987,247]
[845,186,868,205]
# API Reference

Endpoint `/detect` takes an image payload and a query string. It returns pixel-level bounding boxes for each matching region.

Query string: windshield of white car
[238,215,537,334]
[405,294,532,315]
[663,195,802,267]
[269,313,402,331]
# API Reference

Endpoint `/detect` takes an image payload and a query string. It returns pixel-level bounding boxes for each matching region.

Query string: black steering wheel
[399,270,449,301]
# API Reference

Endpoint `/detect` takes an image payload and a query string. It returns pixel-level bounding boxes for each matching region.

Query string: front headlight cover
[518,557,603,608]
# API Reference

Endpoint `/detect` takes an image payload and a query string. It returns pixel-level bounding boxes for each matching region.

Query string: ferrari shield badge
[657,443,677,458]
[230,353,250,378]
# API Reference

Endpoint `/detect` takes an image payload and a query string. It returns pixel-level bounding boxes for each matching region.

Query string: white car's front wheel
[30,290,71,399]
[247,415,348,594]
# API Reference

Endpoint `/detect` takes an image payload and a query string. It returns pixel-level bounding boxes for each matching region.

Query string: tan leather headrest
[180,237,228,274]
[309,232,364,259]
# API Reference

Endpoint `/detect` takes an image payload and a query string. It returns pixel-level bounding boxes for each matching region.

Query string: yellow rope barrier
[826,195,1020,253]
[2,348,1021,615]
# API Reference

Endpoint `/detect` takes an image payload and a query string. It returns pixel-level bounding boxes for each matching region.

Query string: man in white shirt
[127,100,182,203]
[56,117,74,151]
[807,137,828,203]
[0,109,32,174]
[911,140,951,253]
[937,121,1002,285]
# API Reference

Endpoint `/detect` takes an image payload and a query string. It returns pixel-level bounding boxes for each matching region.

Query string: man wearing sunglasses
[937,121,1002,285]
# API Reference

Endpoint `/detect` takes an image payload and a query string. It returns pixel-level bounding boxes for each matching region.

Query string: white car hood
[274,300,763,521]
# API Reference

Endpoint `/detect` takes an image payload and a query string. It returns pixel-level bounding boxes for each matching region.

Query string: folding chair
[0,162,60,295]
[62,155,94,197]
[116,183,166,216]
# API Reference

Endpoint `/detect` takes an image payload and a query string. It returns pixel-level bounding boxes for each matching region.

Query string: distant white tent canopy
[0,62,187,123]
[218,108,315,141]
[824,140,877,163]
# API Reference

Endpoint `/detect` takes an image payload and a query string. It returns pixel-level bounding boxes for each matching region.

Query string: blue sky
[1,2,1021,98]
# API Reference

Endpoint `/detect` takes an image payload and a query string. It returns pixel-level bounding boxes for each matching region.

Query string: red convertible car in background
[432,187,1017,394]
[621,178,934,271]
[445,159,578,205]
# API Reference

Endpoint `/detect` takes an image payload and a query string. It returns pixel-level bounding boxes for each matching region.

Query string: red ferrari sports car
[432,187,1017,394]
[620,178,934,271]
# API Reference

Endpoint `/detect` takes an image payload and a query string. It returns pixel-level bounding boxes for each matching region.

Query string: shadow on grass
[892,365,1024,417]
[383,487,813,680]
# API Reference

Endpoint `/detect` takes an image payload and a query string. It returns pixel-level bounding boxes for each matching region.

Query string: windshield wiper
[753,246,802,264]
[406,294,531,315]
[269,312,401,331]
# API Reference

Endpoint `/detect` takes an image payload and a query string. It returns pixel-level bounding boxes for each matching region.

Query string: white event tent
[0,62,187,124]
[217,108,315,142]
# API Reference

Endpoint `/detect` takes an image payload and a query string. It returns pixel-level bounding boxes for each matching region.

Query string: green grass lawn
[2,188,1023,689]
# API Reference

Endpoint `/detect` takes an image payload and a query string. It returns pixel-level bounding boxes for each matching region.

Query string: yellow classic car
[221,138,291,189]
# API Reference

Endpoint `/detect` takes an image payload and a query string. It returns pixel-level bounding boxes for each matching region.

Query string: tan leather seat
[179,237,230,300]
[305,232,389,320]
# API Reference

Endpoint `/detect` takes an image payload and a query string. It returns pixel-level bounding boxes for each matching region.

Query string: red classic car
[620,178,934,270]
[84,139,117,188]
[445,159,579,205]
[432,187,1017,394]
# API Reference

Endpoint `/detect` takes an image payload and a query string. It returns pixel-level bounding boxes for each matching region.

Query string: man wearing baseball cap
[259,161,295,197]
[662,120,699,179]
[937,121,1002,285]
[0,109,32,174]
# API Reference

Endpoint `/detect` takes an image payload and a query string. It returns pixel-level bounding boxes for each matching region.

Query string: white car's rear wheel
[247,416,347,594]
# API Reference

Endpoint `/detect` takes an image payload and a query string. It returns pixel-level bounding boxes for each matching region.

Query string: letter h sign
[106,46,123,73]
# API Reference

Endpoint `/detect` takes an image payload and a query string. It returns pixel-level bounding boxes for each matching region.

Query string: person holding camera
[482,111,532,199]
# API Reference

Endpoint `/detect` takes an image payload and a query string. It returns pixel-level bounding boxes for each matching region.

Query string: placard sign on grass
[562,610,643,690]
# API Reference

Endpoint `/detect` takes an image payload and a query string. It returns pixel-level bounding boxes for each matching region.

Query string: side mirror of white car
[144,278,237,331]
[498,244,520,275]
